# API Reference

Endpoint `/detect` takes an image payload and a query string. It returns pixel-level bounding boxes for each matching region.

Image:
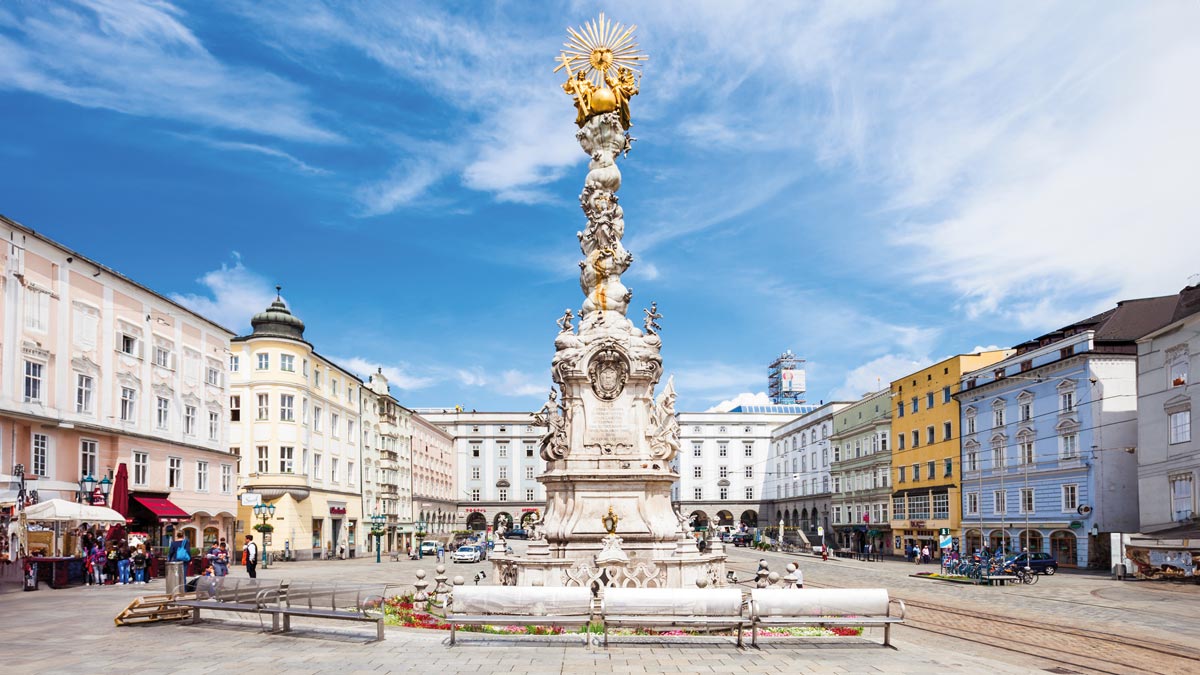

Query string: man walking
[244,535,258,579]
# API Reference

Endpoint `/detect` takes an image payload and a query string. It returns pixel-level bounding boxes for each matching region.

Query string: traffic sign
[939,535,952,549]
[817,527,825,537]
[939,528,950,536]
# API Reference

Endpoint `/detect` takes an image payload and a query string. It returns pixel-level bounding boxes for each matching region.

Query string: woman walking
[131,544,148,584]
[116,542,131,585]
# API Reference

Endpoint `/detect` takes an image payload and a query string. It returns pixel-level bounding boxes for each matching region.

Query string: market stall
[21,499,127,589]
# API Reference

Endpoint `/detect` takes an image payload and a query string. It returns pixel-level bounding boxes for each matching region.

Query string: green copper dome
[249,286,305,340]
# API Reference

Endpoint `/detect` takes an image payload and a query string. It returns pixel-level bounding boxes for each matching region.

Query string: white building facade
[360,370,413,554]
[765,402,850,546]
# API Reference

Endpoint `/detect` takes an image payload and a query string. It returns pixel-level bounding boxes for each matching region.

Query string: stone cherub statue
[643,301,662,335]
[647,376,680,461]
[532,389,569,461]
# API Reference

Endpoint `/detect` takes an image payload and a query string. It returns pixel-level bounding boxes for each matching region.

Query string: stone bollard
[433,564,450,607]
[413,569,429,603]
[696,577,709,588]
[782,562,800,589]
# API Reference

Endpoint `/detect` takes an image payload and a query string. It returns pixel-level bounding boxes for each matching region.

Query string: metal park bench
[600,588,748,648]
[749,588,904,648]
[263,581,390,641]
[446,586,595,646]
[175,578,284,626]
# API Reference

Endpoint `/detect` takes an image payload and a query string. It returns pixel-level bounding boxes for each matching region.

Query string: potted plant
[253,523,274,533]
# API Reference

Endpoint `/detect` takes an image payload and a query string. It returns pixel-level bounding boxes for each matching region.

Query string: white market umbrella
[24,499,126,523]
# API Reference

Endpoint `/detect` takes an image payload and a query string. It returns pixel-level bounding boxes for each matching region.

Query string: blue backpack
[173,539,191,562]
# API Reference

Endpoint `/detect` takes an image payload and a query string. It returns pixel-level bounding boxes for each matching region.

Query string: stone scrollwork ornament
[647,375,680,461]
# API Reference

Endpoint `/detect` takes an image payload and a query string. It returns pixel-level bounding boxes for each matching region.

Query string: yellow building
[888,350,1012,556]
[230,291,364,561]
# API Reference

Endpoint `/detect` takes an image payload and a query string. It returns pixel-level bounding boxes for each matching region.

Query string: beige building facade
[0,215,237,554]
[410,412,456,540]
[229,293,363,560]
[361,370,414,554]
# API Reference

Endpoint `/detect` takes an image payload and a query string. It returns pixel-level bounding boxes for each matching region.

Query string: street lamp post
[78,474,96,504]
[253,503,276,569]
[370,513,385,564]
[99,475,112,506]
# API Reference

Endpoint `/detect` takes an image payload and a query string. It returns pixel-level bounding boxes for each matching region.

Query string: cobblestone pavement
[2,544,1197,674]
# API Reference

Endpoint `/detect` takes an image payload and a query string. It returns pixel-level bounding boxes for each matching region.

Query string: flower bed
[382,595,861,637]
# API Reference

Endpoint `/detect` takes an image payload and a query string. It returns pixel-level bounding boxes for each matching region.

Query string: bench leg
[190,607,200,625]
[751,624,758,648]
[603,625,609,648]
[884,623,891,648]
[449,622,456,646]
[736,624,743,648]
[282,613,291,633]
[376,618,384,642]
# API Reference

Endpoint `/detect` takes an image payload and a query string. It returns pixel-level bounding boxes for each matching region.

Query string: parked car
[451,545,482,563]
[419,541,438,556]
[731,534,753,547]
[506,528,528,540]
[1006,552,1059,575]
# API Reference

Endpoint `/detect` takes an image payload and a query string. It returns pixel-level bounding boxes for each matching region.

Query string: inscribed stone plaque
[584,401,635,448]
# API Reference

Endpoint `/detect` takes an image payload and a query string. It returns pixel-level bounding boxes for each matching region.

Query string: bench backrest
[282,582,390,613]
[450,586,592,617]
[207,578,283,604]
[752,588,890,618]
[603,588,744,618]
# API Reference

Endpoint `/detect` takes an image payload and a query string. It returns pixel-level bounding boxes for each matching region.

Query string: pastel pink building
[1,214,237,553]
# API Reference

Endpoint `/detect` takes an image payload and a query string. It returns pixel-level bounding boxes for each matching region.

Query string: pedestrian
[208,541,229,577]
[131,544,148,584]
[243,535,258,578]
[169,531,191,565]
[117,542,131,585]
[436,543,444,563]
[921,545,931,564]
[90,544,106,585]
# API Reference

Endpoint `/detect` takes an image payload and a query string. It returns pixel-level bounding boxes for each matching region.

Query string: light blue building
[954,295,1192,568]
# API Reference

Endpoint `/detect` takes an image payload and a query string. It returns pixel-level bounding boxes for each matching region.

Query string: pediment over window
[963,438,980,450]
[1017,390,1035,403]
[1164,393,1192,414]
[963,405,977,416]
[1055,417,1080,432]
[1017,426,1035,439]
[991,398,1006,409]
[1056,378,1077,392]
[989,432,1008,444]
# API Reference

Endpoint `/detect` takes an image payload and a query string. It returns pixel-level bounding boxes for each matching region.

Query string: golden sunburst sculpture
[555,13,647,129]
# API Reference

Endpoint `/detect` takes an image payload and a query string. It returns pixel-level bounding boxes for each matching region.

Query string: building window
[966,415,976,435]
[1168,349,1189,388]
[1019,437,1034,465]
[943,386,952,403]
[525,489,535,501]
[196,461,209,492]
[230,355,240,372]
[156,397,170,430]
[1020,402,1032,422]
[744,443,754,457]
[313,407,323,432]
[221,464,233,494]
[912,462,920,481]
[992,438,1006,468]
[897,434,905,450]
[134,451,148,485]
[71,373,94,414]
[693,466,702,479]
[168,457,182,489]
[966,492,979,516]
[498,466,508,480]
[1169,410,1191,444]
[745,487,755,500]
[719,466,728,478]
[911,431,919,448]
[470,488,481,502]
[910,494,930,519]
[79,439,98,477]
[256,446,269,473]
[993,489,1006,514]
[23,361,44,403]
[893,495,906,519]
[279,446,294,473]
[1060,432,1079,459]
[471,466,480,480]
[313,454,322,479]
[280,394,294,422]
[347,420,355,440]
[993,406,1006,428]
[29,433,49,476]
[692,442,702,457]
[121,387,137,422]
[348,460,355,485]
[1020,488,1035,514]
[718,487,728,500]
[206,411,218,441]
[256,353,269,370]
[943,421,952,441]
[280,354,294,372]
[119,333,140,357]
[944,458,953,477]
[897,401,905,417]
[471,443,480,458]
[897,466,906,483]
[184,405,196,435]
[330,458,339,483]
[229,395,241,422]
[693,487,703,500]
[498,488,508,501]
[926,392,935,409]
[966,446,978,472]
[256,394,269,421]
[25,288,49,331]
[927,460,936,479]
[926,426,935,445]
[525,443,535,458]
[526,466,535,479]
[498,443,508,458]
[933,492,949,519]
[1061,484,1078,512]
[1060,391,1075,413]
[1171,474,1194,522]
[331,413,339,438]
[718,442,728,457]
[744,466,754,478]
[153,345,172,369]
[206,365,221,387]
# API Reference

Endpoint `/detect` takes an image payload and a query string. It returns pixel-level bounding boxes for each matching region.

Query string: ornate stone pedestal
[493,100,726,589]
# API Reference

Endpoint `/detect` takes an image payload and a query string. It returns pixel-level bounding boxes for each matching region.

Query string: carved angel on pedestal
[643,302,662,335]
[557,308,575,333]
[647,376,680,461]
[532,389,569,461]
[562,70,597,126]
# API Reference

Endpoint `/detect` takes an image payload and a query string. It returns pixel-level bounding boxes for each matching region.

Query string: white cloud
[169,253,274,333]
[333,356,436,391]
[0,1,336,143]
[829,354,927,401]
[455,366,547,398]
[355,159,446,216]
[706,392,773,413]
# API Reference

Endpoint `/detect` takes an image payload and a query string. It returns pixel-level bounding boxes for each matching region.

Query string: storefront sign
[241,493,262,506]
[465,508,486,513]
[1069,520,1082,529]
[330,507,347,515]
[909,520,926,528]
[521,508,539,513]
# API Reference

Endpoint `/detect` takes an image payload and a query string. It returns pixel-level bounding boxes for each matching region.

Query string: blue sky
[2,1,1197,412]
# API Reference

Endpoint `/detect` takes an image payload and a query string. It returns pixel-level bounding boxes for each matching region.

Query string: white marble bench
[600,588,747,647]
[446,586,594,645]
[750,588,904,647]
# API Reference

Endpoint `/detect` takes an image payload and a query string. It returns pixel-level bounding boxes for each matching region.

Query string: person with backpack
[131,544,148,584]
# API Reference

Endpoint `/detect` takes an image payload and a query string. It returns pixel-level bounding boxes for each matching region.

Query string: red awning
[132,496,192,523]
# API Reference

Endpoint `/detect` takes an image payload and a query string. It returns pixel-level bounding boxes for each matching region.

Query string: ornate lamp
[80,474,96,504]
[99,475,113,504]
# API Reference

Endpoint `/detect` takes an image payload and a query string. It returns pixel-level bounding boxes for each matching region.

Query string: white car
[451,545,482,563]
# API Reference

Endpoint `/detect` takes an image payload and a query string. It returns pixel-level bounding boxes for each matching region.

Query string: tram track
[723,557,1200,675]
